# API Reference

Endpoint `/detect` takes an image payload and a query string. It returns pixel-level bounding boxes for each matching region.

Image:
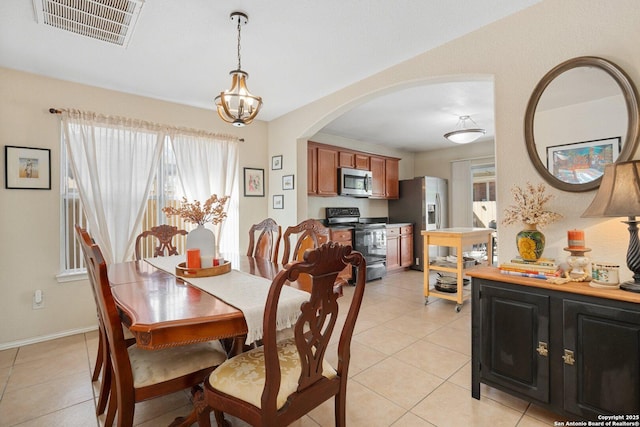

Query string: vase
[187,224,216,259]
[516,223,545,261]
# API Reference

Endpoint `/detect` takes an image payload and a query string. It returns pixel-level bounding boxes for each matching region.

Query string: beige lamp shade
[582,160,640,218]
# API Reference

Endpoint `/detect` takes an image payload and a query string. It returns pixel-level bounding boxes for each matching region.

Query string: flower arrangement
[162,194,230,225]
[502,182,562,228]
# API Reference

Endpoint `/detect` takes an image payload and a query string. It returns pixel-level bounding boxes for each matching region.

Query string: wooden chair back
[205,242,366,426]
[247,218,282,262]
[78,225,225,427]
[281,219,329,264]
[74,224,113,416]
[134,224,187,260]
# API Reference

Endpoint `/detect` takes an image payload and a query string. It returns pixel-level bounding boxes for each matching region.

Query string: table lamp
[582,160,640,292]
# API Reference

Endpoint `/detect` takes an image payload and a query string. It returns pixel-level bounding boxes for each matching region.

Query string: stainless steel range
[325,207,387,282]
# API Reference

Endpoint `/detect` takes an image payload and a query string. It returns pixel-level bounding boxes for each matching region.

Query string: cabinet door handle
[536,341,548,357]
[563,349,575,365]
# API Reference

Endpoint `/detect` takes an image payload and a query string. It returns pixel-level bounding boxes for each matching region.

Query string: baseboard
[0,326,99,351]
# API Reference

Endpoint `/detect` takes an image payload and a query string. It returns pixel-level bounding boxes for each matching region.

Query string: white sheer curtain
[170,132,240,256]
[62,110,165,263]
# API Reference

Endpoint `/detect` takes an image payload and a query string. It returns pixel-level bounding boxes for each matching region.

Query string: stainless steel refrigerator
[388,177,448,271]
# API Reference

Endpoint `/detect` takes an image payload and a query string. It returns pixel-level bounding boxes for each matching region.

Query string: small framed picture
[243,167,265,197]
[282,174,295,190]
[272,155,283,170]
[273,194,284,209]
[5,145,51,190]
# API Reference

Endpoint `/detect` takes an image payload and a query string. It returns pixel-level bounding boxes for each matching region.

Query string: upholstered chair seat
[207,337,336,410]
[129,341,227,388]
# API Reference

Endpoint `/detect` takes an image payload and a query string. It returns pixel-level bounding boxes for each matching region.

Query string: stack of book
[499,256,560,279]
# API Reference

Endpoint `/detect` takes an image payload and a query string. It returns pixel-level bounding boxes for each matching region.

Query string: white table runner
[144,255,309,344]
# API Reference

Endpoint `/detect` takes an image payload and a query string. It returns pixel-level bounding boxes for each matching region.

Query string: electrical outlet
[32,290,44,309]
[415,257,420,266]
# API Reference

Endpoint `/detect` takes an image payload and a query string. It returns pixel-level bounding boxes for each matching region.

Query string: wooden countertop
[467,266,640,305]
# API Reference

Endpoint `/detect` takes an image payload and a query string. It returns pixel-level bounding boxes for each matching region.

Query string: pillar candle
[201,255,214,268]
[567,229,585,248]
[186,248,201,268]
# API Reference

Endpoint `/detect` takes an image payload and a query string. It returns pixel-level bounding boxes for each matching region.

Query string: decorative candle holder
[565,249,591,279]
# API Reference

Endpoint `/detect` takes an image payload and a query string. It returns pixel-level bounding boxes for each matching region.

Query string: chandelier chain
[236,15,242,70]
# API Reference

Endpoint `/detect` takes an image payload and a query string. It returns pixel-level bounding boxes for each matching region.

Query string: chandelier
[215,11,263,127]
[443,115,486,144]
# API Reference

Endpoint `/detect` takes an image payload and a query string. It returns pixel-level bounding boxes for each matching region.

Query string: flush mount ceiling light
[444,115,486,144]
[215,11,263,127]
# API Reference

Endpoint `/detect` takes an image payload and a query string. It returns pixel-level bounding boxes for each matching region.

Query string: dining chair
[281,219,330,264]
[134,224,188,260]
[75,225,131,417]
[77,226,228,427]
[203,242,366,427]
[247,218,282,262]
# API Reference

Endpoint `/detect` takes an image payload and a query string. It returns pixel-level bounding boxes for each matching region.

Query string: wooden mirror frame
[524,56,640,192]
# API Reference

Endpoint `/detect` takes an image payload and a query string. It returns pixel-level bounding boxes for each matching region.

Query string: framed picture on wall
[273,194,284,209]
[546,136,621,184]
[282,174,294,190]
[272,155,283,170]
[243,167,265,197]
[5,145,51,190]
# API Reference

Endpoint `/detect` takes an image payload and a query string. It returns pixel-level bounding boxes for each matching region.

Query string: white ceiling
[0,0,541,151]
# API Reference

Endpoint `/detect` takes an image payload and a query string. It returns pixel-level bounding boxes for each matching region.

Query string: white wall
[268,0,640,283]
[0,68,269,347]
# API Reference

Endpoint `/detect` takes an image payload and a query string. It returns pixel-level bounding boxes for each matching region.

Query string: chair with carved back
[203,242,366,427]
[134,224,187,260]
[281,219,330,264]
[247,218,282,263]
[76,225,227,427]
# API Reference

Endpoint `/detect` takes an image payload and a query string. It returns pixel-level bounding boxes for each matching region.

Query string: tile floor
[0,270,565,427]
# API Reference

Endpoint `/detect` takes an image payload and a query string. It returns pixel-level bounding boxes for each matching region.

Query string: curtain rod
[48,107,244,142]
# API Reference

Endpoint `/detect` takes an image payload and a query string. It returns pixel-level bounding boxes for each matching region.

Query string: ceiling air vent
[32,0,144,47]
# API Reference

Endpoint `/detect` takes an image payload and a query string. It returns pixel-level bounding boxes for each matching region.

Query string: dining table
[108,253,340,355]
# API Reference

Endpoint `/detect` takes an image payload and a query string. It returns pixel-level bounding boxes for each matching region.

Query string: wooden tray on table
[175,261,231,278]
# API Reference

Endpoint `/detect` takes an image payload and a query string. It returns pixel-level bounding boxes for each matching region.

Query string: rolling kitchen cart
[422,228,494,312]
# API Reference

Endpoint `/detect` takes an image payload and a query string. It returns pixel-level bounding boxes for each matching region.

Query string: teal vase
[516,224,545,261]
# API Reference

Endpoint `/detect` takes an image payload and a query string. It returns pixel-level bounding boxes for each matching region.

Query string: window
[471,164,496,229]
[59,116,238,277]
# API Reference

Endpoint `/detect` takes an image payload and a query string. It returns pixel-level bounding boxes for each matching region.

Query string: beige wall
[3,0,640,347]
[270,0,640,281]
[0,68,269,346]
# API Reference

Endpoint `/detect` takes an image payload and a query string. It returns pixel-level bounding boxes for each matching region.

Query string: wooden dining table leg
[169,385,212,427]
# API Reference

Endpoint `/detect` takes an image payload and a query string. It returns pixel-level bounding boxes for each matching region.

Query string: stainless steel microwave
[339,167,372,197]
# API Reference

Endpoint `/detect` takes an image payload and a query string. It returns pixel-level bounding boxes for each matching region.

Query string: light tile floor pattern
[0,270,566,426]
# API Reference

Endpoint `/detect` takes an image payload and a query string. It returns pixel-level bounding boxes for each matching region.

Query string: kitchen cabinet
[422,228,493,311]
[385,159,399,199]
[370,156,385,198]
[387,225,413,272]
[329,228,353,281]
[355,154,370,170]
[307,145,317,194]
[307,141,399,198]
[316,146,338,196]
[338,151,355,168]
[399,225,413,267]
[469,267,640,420]
[370,156,399,199]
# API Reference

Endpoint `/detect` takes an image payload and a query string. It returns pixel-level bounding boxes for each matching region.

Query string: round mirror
[525,56,640,192]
